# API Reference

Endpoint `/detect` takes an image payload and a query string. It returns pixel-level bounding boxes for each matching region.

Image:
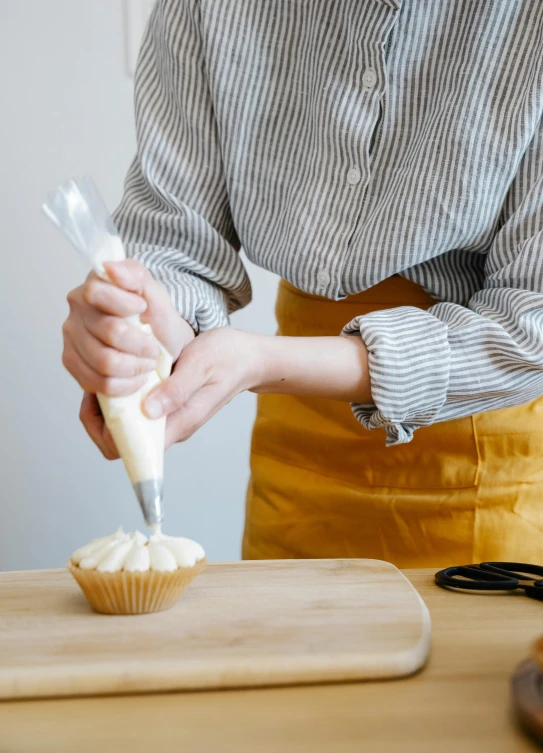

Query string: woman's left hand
[144,327,371,448]
[143,328,266,448]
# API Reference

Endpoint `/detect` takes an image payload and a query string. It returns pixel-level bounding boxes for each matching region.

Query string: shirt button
[347,168,361,185]
[317,269,330,287]
[362,68,377,89]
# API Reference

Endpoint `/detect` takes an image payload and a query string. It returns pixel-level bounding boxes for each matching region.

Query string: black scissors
[435,562,543,601]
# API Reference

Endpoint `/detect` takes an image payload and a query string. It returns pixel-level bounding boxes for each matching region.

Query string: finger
[99,419,118,459]
[79,393,119,460]
[66,284,85,310]
[63,345,149,396]
[165,384,233,447]
[84,310,160,359]
[143,348,206,418]
[104,259,155,296]
[69,322,157,378]
[105,260,192,357]
[105,260,167,312]
[83,277,147,317]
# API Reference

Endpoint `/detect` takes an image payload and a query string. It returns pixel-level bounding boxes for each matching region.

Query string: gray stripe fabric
[113,0,543,445]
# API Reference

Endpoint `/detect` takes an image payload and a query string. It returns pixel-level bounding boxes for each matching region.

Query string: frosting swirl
[71,528,205,573]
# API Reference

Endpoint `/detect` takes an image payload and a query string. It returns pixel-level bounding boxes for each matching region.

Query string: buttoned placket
[319,5,401,301]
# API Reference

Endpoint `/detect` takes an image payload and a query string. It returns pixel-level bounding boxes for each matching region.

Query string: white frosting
[71,528,205,573]
[95,238,173,488]
[96,348,166,485]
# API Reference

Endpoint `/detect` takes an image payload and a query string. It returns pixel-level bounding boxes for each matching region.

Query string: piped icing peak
[71,528,205,572]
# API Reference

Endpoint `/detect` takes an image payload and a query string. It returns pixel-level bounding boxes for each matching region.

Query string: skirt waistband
[276,275,437,339]
[280,274,437,308]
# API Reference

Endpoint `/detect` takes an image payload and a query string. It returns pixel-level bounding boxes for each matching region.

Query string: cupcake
[68,528,206,614]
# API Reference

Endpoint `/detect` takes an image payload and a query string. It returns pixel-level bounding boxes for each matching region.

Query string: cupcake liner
[68,559,206,615]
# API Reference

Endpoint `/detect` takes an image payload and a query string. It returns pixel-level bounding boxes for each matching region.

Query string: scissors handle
[435,565,518,591]
[522,585,543,602]
[480,562,543,583]
[435,561,543,600]
[481,563,543,601]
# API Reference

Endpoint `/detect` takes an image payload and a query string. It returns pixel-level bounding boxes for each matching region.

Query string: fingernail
[137,299,148,313]
[145,398,164,418]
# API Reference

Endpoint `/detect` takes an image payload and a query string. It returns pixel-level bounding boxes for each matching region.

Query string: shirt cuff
[123,245,230,333]
[342,306,451,446]
[152,268,229,333]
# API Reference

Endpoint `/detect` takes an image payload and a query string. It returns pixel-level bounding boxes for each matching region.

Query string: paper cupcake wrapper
[68,559,206,615]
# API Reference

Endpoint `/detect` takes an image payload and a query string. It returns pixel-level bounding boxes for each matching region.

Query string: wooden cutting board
[0,559,431,699]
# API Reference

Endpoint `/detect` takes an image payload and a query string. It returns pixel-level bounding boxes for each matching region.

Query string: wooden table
[1,569,541,753]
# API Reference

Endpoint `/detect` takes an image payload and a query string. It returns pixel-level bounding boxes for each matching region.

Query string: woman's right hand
[62,259,195,457]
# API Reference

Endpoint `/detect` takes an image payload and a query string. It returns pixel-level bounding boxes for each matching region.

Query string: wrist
[250,334,308,394]
[244,332,277,391]
[251,334,372,403]
[170,316,196,361]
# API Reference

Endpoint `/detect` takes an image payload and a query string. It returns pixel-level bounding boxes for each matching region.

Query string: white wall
[0,0,279,570]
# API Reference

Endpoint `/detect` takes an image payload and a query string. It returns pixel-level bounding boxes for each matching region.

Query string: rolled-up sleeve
[113,0,251,332]
[344,116,543,446]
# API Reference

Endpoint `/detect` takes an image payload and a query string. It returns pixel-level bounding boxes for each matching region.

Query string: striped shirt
[114,0,543,446]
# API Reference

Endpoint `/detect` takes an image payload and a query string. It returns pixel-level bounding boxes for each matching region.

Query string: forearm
[253,335,372,404]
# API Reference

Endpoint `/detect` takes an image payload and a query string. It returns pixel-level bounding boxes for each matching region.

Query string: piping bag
[42,177,173,531]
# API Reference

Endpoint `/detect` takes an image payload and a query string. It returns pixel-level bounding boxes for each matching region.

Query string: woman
[62,0,543,567]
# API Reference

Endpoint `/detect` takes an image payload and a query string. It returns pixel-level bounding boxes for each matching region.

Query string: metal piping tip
[133,479,163,528]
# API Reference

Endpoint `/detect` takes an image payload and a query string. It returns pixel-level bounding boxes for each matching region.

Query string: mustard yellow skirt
[242,276,543,568]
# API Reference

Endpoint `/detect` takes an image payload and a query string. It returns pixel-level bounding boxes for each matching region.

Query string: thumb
[143,347,205,419]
